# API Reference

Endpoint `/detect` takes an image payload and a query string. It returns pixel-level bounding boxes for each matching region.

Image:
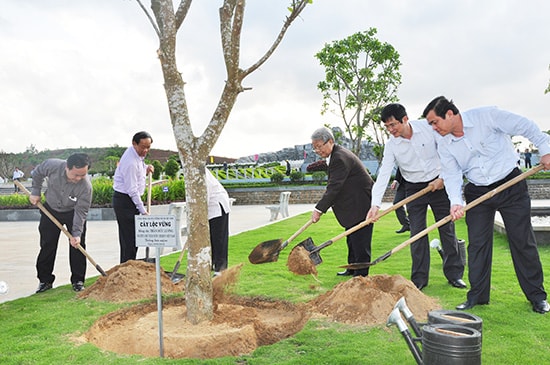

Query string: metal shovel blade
[294,237,323,265]
[248,239,284,264]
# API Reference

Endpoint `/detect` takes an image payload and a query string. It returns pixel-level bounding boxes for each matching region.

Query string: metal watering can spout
[387,307,423,365]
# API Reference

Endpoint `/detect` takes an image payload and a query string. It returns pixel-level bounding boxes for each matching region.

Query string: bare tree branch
[135,0,160,37]
[174,0,192,30]
[242,0,309,77]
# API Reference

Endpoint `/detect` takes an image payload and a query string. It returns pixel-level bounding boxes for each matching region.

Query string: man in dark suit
[310,127,374,277]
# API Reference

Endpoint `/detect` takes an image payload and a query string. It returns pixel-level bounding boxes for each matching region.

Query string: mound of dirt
[78,260,182,302]
[78,261,440,360]
[308,274,440,325]
[82,264,309,359]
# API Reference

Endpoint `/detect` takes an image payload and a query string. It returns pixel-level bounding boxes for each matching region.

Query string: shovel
[342,164,544,270]
[248,219,313,264]
[167,238,188,283]
[294,184,433,265]
[15,180,108,277]
[142,172,155,263]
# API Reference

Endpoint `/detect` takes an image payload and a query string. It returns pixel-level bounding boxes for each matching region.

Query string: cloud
[0,0,549,157]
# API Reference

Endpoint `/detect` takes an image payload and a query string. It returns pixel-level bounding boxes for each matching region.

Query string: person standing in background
[524,148,532,168]
[112,131,154,263]
[423,96,549,313]
[13,167,24,193]
[205,168,231,275]
[30,153,92,293]
[310,127,374,277]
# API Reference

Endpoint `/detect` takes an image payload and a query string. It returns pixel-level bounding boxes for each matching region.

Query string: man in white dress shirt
[367,103,465,290]
[423,96,550,314]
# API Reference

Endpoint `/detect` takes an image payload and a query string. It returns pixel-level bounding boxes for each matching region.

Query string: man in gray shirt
[30,153,92,293]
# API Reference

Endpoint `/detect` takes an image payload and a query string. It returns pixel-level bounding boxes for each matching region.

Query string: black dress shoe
[532,300,550,314]
[448,279,467,289]
[395,225,410,234]
[456,300,489,310]
[72,281,85,292]
[415,283,427,291]
[36,282,53,293]
[337,269,354,276]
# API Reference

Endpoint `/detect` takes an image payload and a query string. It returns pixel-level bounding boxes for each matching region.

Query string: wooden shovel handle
[386,165,544,258]
[147,172,152,214]
[313,185,433,252]
[344,164,545,269]
[280,220,314,250]
[14,180,107,276]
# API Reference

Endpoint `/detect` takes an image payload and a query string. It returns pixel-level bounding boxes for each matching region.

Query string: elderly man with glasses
[310,127,374,277]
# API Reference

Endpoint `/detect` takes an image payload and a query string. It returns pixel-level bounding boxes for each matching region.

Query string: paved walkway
[0,203,314,303]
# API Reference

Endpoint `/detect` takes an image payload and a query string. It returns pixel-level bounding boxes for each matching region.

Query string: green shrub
[152,160,163,180]
[0,193,33,208]
[164,159,180,179]
[270,171,285,184]
[91,177,114,206]
[311,171,327,184]
[289,171,305,182]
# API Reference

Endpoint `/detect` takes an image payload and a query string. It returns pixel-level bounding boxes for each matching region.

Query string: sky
[1,0,549,158]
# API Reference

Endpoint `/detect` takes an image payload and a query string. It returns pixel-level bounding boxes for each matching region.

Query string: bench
[266,191,291,221]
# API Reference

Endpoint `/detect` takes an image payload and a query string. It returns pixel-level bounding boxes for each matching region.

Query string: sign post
[135,215,178,358]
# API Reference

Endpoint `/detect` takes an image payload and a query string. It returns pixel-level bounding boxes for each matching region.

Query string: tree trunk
[144,0,311,324]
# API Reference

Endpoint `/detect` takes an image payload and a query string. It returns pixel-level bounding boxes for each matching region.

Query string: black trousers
[209,204,229,272]
[113,191,139,263]
[393,183,410,228]
[405,181,464,288]
[36,203,87,284]
[464,168,546,304]
[344,223,373,277]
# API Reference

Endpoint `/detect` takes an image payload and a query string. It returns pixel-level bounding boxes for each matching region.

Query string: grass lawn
[1,210,549,364]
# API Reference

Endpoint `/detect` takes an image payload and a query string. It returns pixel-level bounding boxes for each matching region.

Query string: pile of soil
[78,261,440,359]
[308,274,440,325]
[78,260,182,302]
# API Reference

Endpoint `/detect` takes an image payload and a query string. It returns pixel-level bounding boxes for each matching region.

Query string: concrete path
[0,203,314,303]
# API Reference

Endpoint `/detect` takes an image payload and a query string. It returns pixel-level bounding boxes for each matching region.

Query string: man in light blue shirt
[368,103,465,290]
[423,96,550,314]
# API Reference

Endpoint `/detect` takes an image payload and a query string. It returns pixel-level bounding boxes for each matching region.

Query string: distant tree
[137,0,311,323]
[24,144,38,155]
[316,28,402,164]
[0,151,17,180]
[546,64,550,94]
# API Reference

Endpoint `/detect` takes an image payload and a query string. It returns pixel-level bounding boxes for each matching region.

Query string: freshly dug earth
[286,245,318,276]
[308,274,440,325]
[78,260,182,302]
[79,261,440,359]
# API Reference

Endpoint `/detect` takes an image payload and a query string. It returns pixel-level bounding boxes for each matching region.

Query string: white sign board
[135,215,178,248]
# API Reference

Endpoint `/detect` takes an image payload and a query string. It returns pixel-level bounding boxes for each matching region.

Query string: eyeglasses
[384,121,400,130]
[312,140,328,152]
